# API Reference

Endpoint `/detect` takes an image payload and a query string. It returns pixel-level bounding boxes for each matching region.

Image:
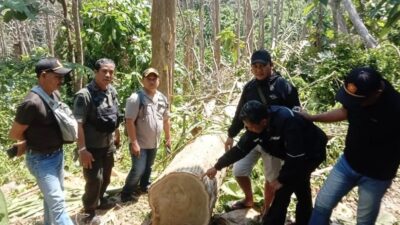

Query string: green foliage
[0,0,40,22]
[0,57,39,185]
[79,0,151,73]
[0,189,8,225]
[285,37,400,111]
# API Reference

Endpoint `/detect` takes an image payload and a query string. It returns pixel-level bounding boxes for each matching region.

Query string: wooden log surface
[148,134,227,225]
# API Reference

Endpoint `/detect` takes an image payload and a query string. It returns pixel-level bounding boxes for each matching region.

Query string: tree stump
[148,134,227,225]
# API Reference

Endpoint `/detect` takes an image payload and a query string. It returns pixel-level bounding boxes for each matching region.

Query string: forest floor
[2,167,399,225]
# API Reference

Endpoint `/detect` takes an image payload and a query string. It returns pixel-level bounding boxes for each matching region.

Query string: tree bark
[45,0,54,56]
[151,0,177,102]
[244,0,253,56]
[16,22,27,56]
[72,0,84,91]
[183,0,195,82]
[258,0,265,49]
[236,0,241,65]
[329,0,348,37]
[59,0,75,63]
[199,0,205,73]
[315,3,324,50]
[342,0,377,48]
[270,0,276,49]
[211,0,221,70]
[148,134,226,225]
[0,21,6,57]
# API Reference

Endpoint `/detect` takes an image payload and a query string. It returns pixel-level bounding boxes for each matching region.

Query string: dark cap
[142,67,160,78]
[251,49,272,65]
[336,67,383,107]
[35,57,72,76]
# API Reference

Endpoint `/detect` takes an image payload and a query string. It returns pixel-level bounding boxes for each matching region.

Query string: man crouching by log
[202,100,327,225]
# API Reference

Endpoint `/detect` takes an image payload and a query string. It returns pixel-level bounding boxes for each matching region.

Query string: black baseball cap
[336,67,383,107]
[251,49,272,65]
[35,57,72,76]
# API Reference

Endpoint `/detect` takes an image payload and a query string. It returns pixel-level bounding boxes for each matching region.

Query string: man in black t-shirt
[302,67,400,225]
[8,57,74,225]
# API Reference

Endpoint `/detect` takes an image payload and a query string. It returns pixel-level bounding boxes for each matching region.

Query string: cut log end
[149,172,211,225]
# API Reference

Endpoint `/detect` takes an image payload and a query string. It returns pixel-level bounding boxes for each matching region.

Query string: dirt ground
[2,169,400,225]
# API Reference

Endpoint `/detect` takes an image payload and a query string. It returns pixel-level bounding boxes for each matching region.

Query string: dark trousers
[262,172,313,225]
[82,147,114,211]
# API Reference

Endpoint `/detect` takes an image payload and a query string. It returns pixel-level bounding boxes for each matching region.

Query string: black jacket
[216,106,327,184]
[228,73,300,138]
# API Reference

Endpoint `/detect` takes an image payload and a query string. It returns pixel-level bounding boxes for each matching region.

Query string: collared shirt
[125,89,169,149]
[73,81,118,148]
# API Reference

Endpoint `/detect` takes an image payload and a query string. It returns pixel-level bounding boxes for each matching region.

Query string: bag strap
[256,84,268,105]
[31,86,59,111]
[134,90,145,124]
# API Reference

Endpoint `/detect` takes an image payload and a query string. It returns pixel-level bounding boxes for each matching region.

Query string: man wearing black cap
[8,57,74,225]
[225,49,300,213]
[301,67,400,225]
[121,67,171,202]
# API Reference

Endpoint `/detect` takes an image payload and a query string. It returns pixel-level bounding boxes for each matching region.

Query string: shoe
[225,200,253,211]
[140,187,149,194]
[120,193,139,203]
[97,198,116,210]
[82,210,95,224]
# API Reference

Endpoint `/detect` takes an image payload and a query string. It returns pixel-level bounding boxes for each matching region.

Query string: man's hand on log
[201,167,218,179]
[224,137,234,151]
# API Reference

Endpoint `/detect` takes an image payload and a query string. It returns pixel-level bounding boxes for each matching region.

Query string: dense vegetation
[0,0,399,223]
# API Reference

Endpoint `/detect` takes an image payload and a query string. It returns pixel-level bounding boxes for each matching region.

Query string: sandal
[226,200,253,211]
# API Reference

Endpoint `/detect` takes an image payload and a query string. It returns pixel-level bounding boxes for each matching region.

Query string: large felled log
[148,134,227,225]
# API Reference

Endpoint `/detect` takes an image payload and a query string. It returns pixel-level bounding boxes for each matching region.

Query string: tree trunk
[183,0,195,82]
[199,0,205,73]
[342,0,377,48]
[151,0,176,103]
[148,134,226,225]
[16,22,27,56]
[315,3,324,50]
[258,0,265,49]
[72,0,84,91]
[244,0,253,56]
[45,0,54,56]
[236,0,241,65]
[59,0,75,63]
[270,0,276,49]
[329,0,348,37]
[211,0,221,70]
[0,21,7,57]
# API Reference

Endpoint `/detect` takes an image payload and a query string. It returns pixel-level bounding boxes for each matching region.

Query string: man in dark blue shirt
[204,100,327,225]
[302,67,400,225]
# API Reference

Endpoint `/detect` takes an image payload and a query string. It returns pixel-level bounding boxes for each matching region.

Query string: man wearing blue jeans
[121,68,171,202]
[9,57,74,225]
[301,67,400,225]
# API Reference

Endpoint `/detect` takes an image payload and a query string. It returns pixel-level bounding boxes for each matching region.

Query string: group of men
[9,57,170,224]
[203,50,400,225]
[8,50,400,225]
